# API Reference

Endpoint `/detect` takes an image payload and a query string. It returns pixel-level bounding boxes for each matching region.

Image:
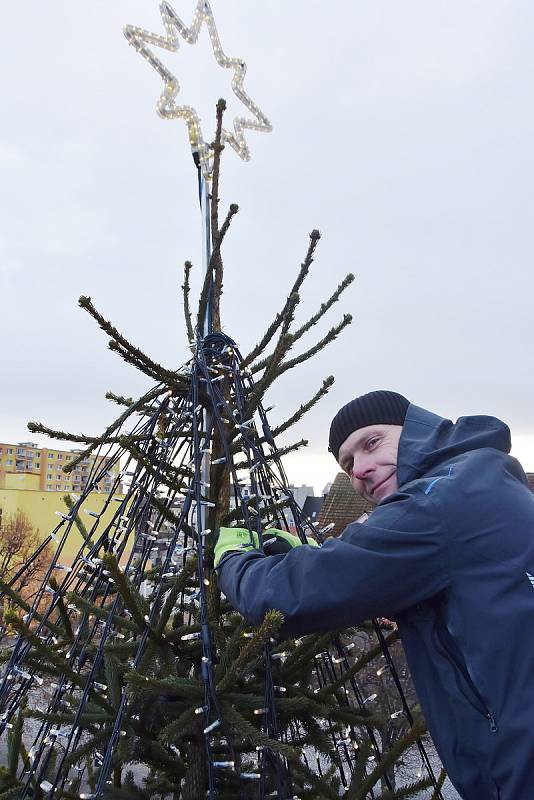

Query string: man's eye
[366,437,379,450]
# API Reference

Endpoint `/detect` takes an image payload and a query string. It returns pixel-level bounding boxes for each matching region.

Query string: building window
[57,454,63,460]
[35,462,40,468]
[7,448,13,454]
[66,455,71,461]
[47,484,52,490]
[47,474,52,480]
[6,459,12,466]
[16,447,24,455]
[48,453,54,459]
[56,484,61,490]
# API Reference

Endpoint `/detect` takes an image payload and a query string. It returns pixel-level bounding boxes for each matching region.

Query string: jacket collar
[397,404,511,485]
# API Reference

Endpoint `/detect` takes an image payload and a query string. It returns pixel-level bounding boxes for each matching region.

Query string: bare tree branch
[78,295,187,390]
[182,260,195,344]
[271,376,335,438]
[241,229,321,368]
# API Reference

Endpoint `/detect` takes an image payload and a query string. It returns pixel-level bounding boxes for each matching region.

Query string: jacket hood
[397,404,512,486]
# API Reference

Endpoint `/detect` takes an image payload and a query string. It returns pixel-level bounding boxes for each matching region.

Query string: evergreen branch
[3,612,111,712]
[298,714,341,763]
[181,261,195,344]
[130,738,186,780]
[125,673,203,701]
[282,631,335,675]
[107,339,179,388]
[231,439,308,473]
[61,385,164,472]
[62,495,94,546]
[23,708,108,731]
[220,703,300,762]
[100,554,156,641]
[158,707,197,745]
[211,98,226,241]
[216,610,284,692]
[220,495,291,526]
[291,273,354,346]
[0,579,63,636]
[7,704,24,777]
[372,776,434,800]
[150,497,193,537]
[214,618,247,684]
[62,727,113,770]
[272,376,335,438]
[78,295,186,389]
[218,202,238,245]
[246,292,300,412]
[65,593,138,634]
[82,641,138,660]
[197,99,229,332]
[163,623,201,644]
[328,706,384,728]
[241,229,321,368]
[290,758,341,800]
[26,421,148,448]
[316,628,400,697]
[351,715,427,800]
[246,289,299,379]
[429,769,447,800]
[343,739,372,799]
[106,392,134,407]
[274,314,352,379]
[210,203,239,333]
[118,438,190,492]
[104,652,122,709]
[49,576,73,640]
[268,439,308,461]
[154,556,198,637]
[0,787,24,800]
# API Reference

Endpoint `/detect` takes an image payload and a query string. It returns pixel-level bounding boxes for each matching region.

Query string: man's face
[337,424,403,505]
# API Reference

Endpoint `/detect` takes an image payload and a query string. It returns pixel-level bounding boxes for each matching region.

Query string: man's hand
[214,528,260,568]
[262,528,320,554]
[214,526,319,569]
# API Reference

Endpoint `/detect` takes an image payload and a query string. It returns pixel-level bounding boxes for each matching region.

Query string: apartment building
[0,441,121,494]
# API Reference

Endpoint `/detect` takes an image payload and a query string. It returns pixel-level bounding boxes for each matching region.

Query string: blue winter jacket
[218,404,534,800]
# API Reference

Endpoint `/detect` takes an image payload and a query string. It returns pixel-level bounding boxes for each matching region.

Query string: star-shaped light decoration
[124,1,272,178]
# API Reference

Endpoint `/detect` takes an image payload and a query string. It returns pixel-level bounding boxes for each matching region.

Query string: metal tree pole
[196,159,213,337]
[195,157,213,579]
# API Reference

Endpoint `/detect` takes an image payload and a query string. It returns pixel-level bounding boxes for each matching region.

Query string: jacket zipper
[434,620,498,733]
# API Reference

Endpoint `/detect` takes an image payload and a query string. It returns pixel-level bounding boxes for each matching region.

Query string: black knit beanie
[328,390,410,461]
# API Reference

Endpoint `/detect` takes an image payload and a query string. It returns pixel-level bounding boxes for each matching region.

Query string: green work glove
[262,528,320,554]
[214,527,319,569]
[214,527,260,568]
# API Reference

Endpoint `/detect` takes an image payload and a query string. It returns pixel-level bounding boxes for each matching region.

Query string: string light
[124,0,272,178]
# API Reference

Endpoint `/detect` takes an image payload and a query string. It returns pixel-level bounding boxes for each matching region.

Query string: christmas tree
[0,3,447,798]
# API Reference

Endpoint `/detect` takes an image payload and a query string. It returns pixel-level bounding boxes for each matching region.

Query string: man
[215,390,534,800]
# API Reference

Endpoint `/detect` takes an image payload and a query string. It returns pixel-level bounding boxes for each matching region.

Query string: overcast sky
[2,1,533,494]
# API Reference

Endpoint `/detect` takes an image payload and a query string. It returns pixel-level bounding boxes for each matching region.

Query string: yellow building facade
[0,487,127,562]
[0,442,126,562]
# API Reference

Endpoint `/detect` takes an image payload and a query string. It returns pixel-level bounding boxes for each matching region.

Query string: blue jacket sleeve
[217,491,449,635]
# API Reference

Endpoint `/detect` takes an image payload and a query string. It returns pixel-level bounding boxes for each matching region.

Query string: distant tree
[0,510,51,607]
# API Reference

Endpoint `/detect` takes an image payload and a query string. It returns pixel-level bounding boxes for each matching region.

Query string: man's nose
[352,458,374,481]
